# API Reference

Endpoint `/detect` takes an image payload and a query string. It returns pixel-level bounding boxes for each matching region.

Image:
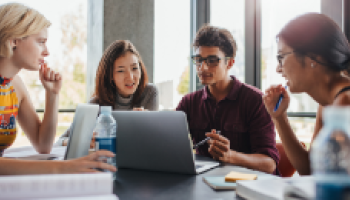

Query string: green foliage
[177,66,190,95]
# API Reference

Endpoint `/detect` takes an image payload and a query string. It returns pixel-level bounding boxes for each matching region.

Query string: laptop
[112,111,220,174]
[64,103,99,160]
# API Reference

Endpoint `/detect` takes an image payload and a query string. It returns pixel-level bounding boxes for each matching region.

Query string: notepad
[225,171,257,182]
[202,176,237,190]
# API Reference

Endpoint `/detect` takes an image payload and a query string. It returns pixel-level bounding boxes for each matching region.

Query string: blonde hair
[0,3,51,58]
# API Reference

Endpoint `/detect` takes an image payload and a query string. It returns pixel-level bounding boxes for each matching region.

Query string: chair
[276,142,306,177]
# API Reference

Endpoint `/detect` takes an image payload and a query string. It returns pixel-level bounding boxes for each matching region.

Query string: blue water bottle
[310,106,350,200]
[94,106,117,179]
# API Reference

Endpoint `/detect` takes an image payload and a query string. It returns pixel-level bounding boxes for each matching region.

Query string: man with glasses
[176,25,280,175]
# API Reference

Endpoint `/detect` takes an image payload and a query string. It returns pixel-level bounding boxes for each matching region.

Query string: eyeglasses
[191,55,232,67]
[277,51,295,67]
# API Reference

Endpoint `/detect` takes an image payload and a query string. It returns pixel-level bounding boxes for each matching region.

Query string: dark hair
[93,40,148,108]
[193,25,237,58]
[277,13,350,73]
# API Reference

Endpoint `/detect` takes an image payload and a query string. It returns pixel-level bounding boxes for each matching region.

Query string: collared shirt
[176,76,280,175]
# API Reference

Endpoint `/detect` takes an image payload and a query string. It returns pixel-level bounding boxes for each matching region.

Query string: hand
[39,62,62,94]
[133,107,147,111]
[262,84,290,119]
[60,150,117,173]
[206,130,232,162]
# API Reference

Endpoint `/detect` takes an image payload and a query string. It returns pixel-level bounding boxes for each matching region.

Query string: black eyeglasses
[277,51,295,67]
[191,55,231,67]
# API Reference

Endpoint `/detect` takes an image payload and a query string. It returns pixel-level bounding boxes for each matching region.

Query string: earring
[13,47,16,50]
[311,63,314,68]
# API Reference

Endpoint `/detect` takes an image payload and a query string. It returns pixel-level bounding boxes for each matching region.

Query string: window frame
[190,0,344,119]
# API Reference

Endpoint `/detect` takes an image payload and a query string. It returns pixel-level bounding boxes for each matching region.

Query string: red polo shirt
[176,76,280,175]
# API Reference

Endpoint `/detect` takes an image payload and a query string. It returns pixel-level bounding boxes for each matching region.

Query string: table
[113,155,277,200]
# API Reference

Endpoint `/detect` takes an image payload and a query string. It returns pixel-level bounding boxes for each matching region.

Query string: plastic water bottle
[310,106,350,200]
[94,106,117,179]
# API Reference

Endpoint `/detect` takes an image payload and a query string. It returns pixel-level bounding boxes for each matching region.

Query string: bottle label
[316,181,350,200]
[95,136,117,154]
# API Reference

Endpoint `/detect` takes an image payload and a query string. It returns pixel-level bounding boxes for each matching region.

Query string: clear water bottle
[94,106,117,179]
[310,106,350,200]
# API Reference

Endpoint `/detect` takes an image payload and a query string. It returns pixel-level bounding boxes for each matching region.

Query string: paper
[3,146,67,160]
[0,173,114,200]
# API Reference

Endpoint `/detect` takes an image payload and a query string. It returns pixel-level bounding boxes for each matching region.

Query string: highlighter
[274,86,287,112]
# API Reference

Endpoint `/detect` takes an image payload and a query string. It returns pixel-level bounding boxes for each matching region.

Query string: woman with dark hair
[263,13,350,175]
[58,40,159,146]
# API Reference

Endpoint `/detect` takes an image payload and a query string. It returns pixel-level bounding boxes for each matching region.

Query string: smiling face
[12,28,49,71]
[194,46,232,86]
[276,39,315,93]
[113,51,141,98]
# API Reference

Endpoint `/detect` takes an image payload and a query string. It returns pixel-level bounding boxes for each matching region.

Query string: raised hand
[262,84,290,119]
[39,62,62,94]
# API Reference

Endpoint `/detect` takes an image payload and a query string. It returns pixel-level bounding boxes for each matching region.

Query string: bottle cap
[100,106,112,115]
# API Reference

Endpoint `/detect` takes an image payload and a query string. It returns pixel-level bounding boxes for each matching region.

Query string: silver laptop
[64,103,99,160]
[112,111,220,174]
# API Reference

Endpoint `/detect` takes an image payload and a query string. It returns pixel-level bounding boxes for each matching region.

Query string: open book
[236,176,314,200]
[0,173,118,200]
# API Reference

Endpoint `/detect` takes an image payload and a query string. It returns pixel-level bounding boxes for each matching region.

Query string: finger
[39,65,44,80]
[206,132,228,143]
[57,73,62,81]
[86,161,117,172]
[45,67,51,81]
[209,145,223,158]
[55,73,61,81]
[50,70,55,81]
[88,150,115,160]
[212,140,229,151]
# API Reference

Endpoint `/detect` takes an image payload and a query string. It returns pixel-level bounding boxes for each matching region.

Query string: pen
[274,86,287,112]
[193,131,221,149]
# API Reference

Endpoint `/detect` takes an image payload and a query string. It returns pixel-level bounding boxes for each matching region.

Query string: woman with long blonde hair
[0,3,115,175]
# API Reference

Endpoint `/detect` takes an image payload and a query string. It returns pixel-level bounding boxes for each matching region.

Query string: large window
[154,0,190,110]
[261,0,321,143]
[0,0,88,147]
[210,0,245,83]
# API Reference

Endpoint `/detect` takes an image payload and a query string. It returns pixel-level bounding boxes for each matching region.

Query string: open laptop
[64,103,99,160]
[112,111,220,174]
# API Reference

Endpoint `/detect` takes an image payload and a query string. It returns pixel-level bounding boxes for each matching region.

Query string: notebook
[112,111,220,174]
[0,173,118,200]
[203,176,237,190]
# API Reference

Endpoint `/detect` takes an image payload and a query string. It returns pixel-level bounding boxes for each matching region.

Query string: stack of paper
[0,173,118,200]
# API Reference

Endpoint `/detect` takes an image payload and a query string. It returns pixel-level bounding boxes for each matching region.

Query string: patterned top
[0,76,18,156]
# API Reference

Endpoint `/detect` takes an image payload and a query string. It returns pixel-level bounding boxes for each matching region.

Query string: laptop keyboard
[195,165,203,169]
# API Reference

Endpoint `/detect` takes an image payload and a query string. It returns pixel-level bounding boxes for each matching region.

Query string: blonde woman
[0,3,116,175]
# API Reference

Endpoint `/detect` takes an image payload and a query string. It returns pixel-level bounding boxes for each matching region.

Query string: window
[261,0,321,142]
[210,0,245,83]
[3,0,88,147]
[154,0,190,110]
